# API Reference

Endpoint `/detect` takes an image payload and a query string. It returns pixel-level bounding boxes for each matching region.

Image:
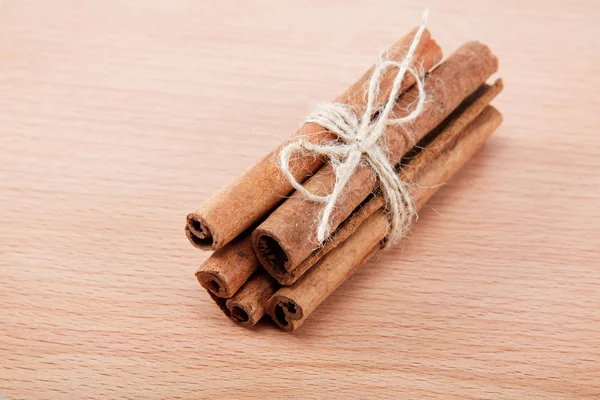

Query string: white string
[280,10,429,244]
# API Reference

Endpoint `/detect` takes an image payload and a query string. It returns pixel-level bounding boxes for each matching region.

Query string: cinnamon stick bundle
[268,79,503,285]
[253,41,498,282]
[202,82,502,327]
[189,24,504,332]
[268,105,503,332]
[186,29,442,251]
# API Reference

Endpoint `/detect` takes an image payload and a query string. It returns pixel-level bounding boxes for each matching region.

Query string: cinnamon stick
[268,212,387,333]
[269,79,503,285]
[225,270,279,327]
[267,105,504,332]
[195,232,258,298]
[185,29,442,251]
[253,42,499,280]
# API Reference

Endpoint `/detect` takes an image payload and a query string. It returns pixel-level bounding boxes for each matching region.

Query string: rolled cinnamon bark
[269,79,503,285]
[253,42,499,279]
[267,105,503,332]
[225,270,279,327]
[195,232,258,298]
[268,212,387,333]
[186,29,442,251]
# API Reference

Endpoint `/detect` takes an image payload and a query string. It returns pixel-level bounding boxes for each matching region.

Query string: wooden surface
[1,1,599,398]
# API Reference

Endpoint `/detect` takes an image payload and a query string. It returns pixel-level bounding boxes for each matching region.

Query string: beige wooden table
[1,1,599,398]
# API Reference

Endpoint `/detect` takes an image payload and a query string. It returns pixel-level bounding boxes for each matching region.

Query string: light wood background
[1,1,599,399]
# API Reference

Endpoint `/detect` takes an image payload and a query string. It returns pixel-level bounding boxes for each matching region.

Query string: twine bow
[280,11,429,244]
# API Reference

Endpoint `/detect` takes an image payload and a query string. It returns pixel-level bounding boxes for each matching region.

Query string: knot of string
[279,11,429,245]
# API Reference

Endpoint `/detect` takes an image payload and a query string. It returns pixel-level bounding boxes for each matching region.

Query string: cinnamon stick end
[196,270,230,298]
[186,213,218,250]
[422,37,443,71]
[252,229,292,277]
[493,78,504,91]
[226,301,258,327]
[267,295,303,333]
[464,41,499,72]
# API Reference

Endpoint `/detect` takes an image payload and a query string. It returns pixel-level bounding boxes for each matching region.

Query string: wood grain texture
[1,0,599,399]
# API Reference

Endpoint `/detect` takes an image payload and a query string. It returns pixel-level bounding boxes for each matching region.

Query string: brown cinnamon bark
[253,42,499,280]
[225,270,279,327]
[269,79,503,285]
[267,105,503,332]
[195,232,258,298]
[268,212,387,333]
[185,30,442,251]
